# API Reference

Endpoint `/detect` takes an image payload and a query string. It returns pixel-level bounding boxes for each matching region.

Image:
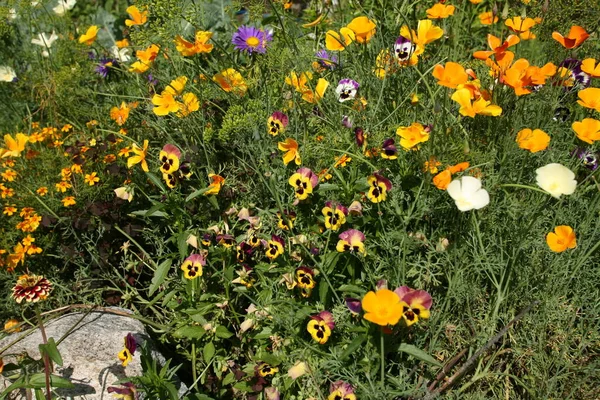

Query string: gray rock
[0,309,187,399]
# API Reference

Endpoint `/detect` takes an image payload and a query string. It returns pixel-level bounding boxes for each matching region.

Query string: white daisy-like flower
[31,31,59,57]
[111,45,131,62]
[53,0,76,16]
[0,66,17,82]
[335,78,359,103]
[535,163,577,199]
[447,176,490,212]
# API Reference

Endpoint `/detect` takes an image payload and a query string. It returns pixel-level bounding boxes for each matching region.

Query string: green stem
[191,341,198,391]
[35,305,52,400]
[380,329,385,388]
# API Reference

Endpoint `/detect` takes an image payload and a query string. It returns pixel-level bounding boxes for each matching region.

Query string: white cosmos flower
[0,66,17,82]
[53,0,76,16]
[535,163,577,198]
[111,45,131,62]
[447,176,490,212]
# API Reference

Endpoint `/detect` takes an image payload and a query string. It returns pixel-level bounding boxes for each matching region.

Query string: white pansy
[535,163,577,198]
[53,0,76,16]
[0,66,17,82]
[447,176,490,212]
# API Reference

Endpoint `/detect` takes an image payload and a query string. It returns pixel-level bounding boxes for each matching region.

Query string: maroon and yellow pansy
[336,229,366,256]
[307,310,335,344]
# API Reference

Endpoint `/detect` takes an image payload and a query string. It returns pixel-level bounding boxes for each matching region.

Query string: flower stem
[380,329,385,388]
[191,341,198,391]
[35,305,52,400]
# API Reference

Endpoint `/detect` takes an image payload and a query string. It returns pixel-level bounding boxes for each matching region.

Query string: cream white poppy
[447,176,490,211]
[53,0,76,15]
[0,66,17,82]
[535,163,577,198]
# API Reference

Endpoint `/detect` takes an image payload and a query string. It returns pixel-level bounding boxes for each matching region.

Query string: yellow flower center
[246,36,260,47]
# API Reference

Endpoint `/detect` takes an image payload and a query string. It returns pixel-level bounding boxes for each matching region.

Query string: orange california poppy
[577,88,600,112]
[572,118,600,144]
[552,26,589,49]
[426,3,455,19]
[546,226,576,253]
[505,17,536,34]
[432,62,468,88]
[581,58,600,78]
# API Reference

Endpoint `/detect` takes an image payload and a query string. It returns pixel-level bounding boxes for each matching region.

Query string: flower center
[246,36,260,47]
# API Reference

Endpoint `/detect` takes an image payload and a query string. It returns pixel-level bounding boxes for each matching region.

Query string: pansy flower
[307,310,335,344]
[336,229,366,255]
[295,266,316,297]
[107,382,138,400]
[572,147,599,171]
[328,381,356,400]
[288,167,318,201]
[117,333,137,367]
[393,36,416,64]
[159,144,181,174]
[278,138,301,165]
[257,363,278,377]
[381,138,398,160]
[265,235,284,260]
[277,210,296,230]
[335,78,359,102]
[394,286,432,327]
[95,57,118,78]
[237,242,254,264]
[232,25,273,54]
[267,111,288,136]
[232,266,255,288]
[366,173,392,203]
[181,253,205,280]
[322,201,348,231]
[216,234,236,248]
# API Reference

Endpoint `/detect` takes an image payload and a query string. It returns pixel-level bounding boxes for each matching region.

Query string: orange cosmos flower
[451,88,502,118]
[432,62,469,88]
[426,3,455,19]
[278,138,301,165]
[515,129,550,153]
[505,17,536,34]
[479,11,498,25]
[552,26,589,49]
[213,68,247,96]
[62,196,76,207]
[78,26,99,45]
[334,154,352,168]
[572,118,600,144]
[125,6,148,27]
[346,16,376,44]
[205,174,225,195]
[581,58,600,78]
[110,102,130,126]
[546,226,577,253]
[577,88,600,112]
[174,31,214,56]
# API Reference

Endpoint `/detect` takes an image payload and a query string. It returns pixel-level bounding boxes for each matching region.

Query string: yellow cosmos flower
[572,118,600,144]
[278,138,301,165]
[213,68,247,96]
[174,31,214,56]
[361,289,404,326]
[152,92,180,116]
[62,196,76,207]
[125,6,148,27]
[78,26,99,45]
[127,140,149,172]
[479,11,499,25]
[128,44,159,73]
[515,128,550,153]
[581,58,600,78]
[84,172,100,186]
[396,122,430,149]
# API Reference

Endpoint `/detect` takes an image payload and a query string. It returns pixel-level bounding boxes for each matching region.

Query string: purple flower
[354,127,365,147]
[315,49,338,70]
[335,78,359,102]
[560,58,591,88]
[394,36,415,62]
[381,138,398,159]
[572,147,599,171]
[95,57,118,78]
[232,25,272,54]
[342,115,352,129]
[345,298,362,314]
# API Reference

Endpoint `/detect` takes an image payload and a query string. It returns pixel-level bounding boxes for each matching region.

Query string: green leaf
[340,334,367,361]
[39,337,63,366]
[215,325,234,339]
[29,374,74,389]
[130,209,168,218]
[185,187,210,202]
[398,343,442,367]
[316,183,339,192]
[319,277,329,305]
[222,372,236,386]
[178,231,189,260]
[145,202,166,218]
[172,325,206,340]
[253,327,272,340]
[146,172,167,192]
[338,284,364,294]
[203,342,215,363]
[149,259,172,296]
[0,376,26,400]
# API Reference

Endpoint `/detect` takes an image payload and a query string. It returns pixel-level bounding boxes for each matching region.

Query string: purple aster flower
[315,49,338,70]
[572,147,599,171]
[394,36,415,62]
[147,73,158,86]
[95,57,118,78]
[232,25,272,54]
[335,78,359,102]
